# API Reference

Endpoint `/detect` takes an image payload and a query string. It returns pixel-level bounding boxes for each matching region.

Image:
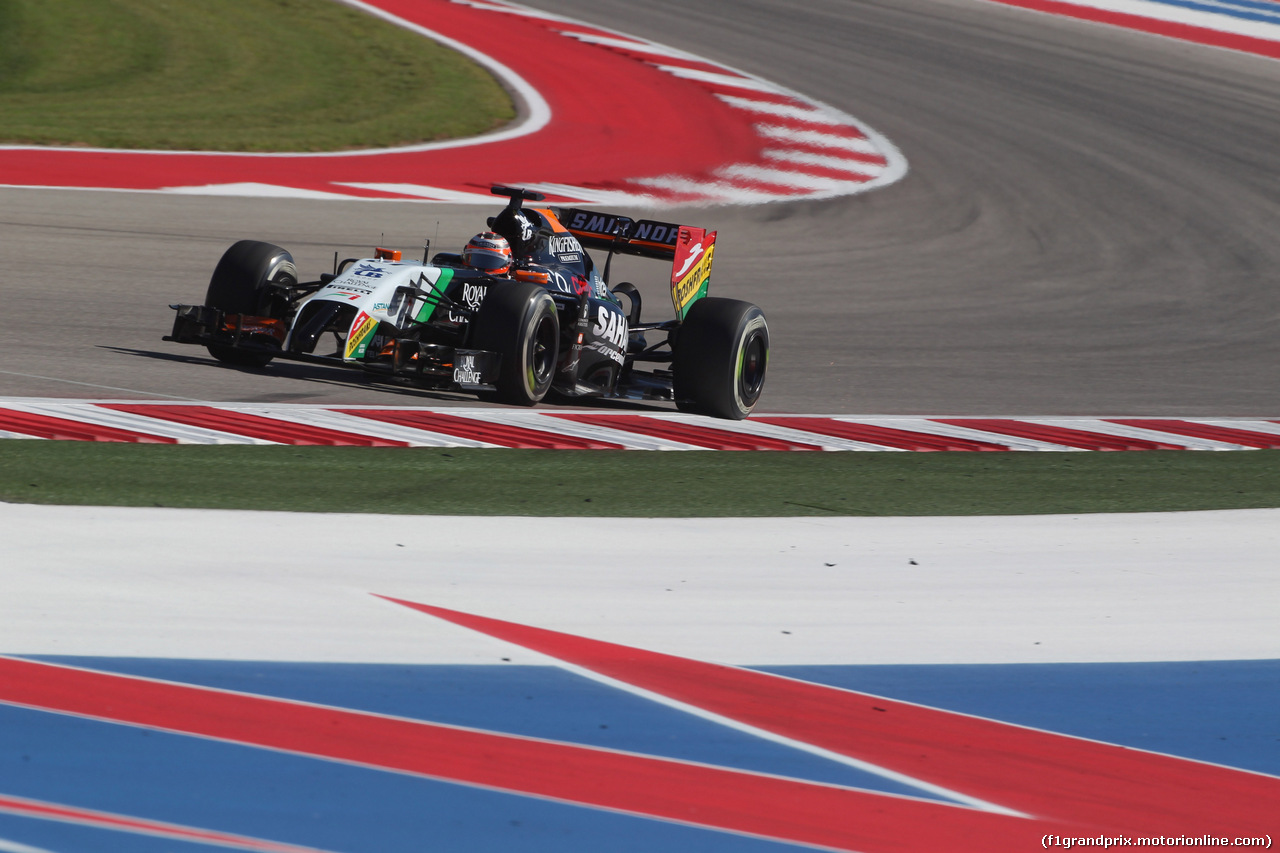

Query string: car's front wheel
[203,240,296,367]
[470,281,560,406]
[673,297,769,420]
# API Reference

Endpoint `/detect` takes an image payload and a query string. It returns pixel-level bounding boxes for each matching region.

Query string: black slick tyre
[470,280,559,406]
[673,297,769,420]
[204,240,297,367]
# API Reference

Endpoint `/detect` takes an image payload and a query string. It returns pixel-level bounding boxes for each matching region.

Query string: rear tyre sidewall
[472,281,559,406]
[673,297,769,420]
[204,240,296,367]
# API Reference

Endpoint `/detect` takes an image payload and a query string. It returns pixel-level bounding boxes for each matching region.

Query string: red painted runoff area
[551,413,824,451]
[753,416,1011,451]
[0,401,1274,450]
[384,599,1280,843]
[0,656,1055,853]
[0,0,900,205]
[1109,419,1280,449]
[0,407,177,443]
[4,654,1276,853]
[99,404,410,447]
[930,418,1185,450]
[0,1,757,202]
[340,409,626,449]
[0,1,698,189]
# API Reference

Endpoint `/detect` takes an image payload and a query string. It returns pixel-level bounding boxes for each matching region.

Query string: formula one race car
[165,186,768,419]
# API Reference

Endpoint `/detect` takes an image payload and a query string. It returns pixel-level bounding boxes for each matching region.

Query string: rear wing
[553,207,715,321]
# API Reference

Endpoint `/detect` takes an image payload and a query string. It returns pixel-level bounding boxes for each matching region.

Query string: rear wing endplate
[554,207,715,320]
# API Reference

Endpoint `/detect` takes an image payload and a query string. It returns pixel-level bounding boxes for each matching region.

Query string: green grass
[0,0,514,150]
[1,443,1278,516]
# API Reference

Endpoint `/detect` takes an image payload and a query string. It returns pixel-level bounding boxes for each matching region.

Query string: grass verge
[1,443,1278,516]
[0,0,514,150]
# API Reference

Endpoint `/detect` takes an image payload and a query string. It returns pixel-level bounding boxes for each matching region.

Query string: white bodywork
[289,258,468,361]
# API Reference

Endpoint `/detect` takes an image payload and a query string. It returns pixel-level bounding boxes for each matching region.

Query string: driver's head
[462,231,513,275]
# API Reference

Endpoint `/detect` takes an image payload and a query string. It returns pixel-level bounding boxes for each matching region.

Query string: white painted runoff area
[2,504,1276,666]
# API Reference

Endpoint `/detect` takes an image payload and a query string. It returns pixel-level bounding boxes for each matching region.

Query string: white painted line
[305,0,554,154]
[1023,418,1235,450]
[452,0,569,22]
[555,31,701,60]
[1185,0,1280,21]
[0,369,198,401]
[4,400,1279,450]
[761,148,886,177]
[159,183,359,199]
[1201,418,1280,437]
[333,183,502,203]
[866,418,1082,451]
[0,401,261,445]
[0,0,909,208]
[655,66,784,93]
[546,657,1026,816]
[449,410,709,450]
[222,407,499,448]
[628,414,909,451]
[0,0,554,159]
[717,164,871,192]
[0,837,59,853]
[755,125,880,155]
[627,175,791,204]
[715,95,850,125]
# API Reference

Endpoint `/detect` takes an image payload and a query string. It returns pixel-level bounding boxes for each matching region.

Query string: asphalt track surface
[2,0,1279,416]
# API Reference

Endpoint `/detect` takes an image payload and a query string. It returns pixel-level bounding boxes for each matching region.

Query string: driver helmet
[462,231,513,275]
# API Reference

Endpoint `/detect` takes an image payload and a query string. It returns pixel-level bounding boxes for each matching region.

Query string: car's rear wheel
[204,240,296,367]
[470,281,559,405]
[673,297,769,420]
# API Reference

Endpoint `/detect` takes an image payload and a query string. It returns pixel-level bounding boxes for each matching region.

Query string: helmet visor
[464,249,511,272]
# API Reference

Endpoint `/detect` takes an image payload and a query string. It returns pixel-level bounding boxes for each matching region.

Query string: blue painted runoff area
[760,660,1280,777]
[0,657,1275,853]
[1144,0,1280,24]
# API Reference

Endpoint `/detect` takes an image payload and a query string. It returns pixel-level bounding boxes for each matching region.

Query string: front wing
[164,304,502,393]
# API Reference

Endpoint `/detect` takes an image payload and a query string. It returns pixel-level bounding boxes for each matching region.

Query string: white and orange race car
[166,186,768,419]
